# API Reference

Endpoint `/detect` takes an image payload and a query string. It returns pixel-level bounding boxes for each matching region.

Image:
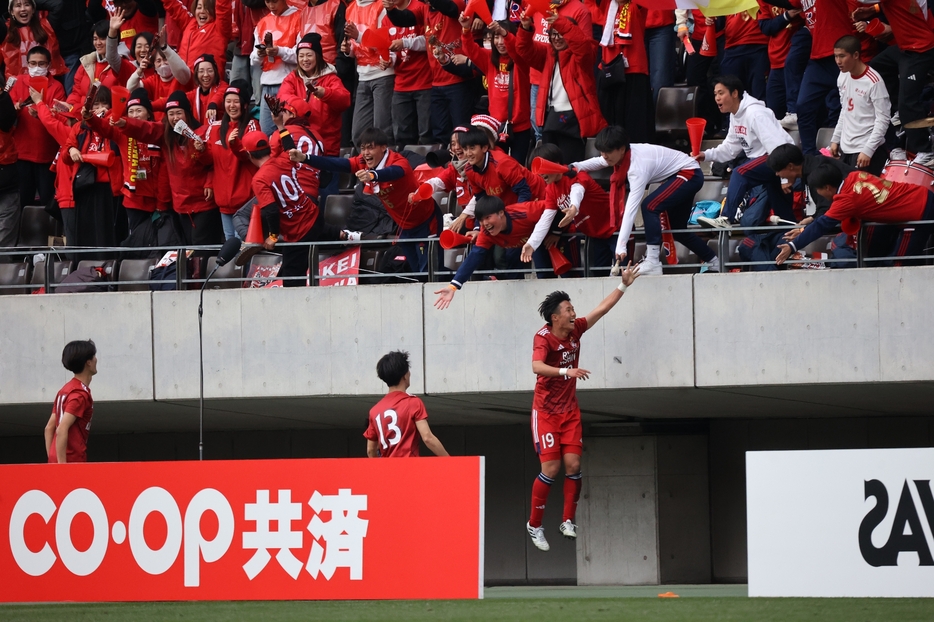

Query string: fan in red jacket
[85,88,166,233]
[277,33,351,157]
[127,44,192,122]
[2,0,66,81]
[162,0,232,67]
[34,97,78,231]
[0,87,19,249]
[185,54,227,125]
[9,46,65,211]
[66,88,124,250]
[457,125,546,209]
[117,89,223,245]
[205,80,259,240]
[516,12,606,164]
[67,20,138,109]
[459,19,533,167]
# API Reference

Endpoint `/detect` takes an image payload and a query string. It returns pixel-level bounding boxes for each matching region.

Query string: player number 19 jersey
[532,317,589,414]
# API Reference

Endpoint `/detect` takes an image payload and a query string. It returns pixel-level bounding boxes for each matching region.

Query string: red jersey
[877,0,934,53]
[48,378,93,463]
[410,0,467,87]
[763,5,801,69]
[364,391,428,457]
[466,151,546,206]
[475,200,548,250]
[828,172,931,223]
[387,9,432,92]
[645,9,674,29]
[802,0,856,60]
[349,150,436,230]
[545,172,615,239]
[252,155,320,242]
[725,3,768,48]
[532,317,589,414]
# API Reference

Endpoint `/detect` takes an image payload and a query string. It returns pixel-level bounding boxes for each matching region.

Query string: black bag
[346,184,397,237]
[72,162,97,193]
[372,249,411,284]
[149,263,178,290]
[57,266,109,293]
[599,54,627,87]
[120,211,185,259]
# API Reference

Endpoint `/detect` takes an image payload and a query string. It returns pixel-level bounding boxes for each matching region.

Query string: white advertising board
[747,448,934,597]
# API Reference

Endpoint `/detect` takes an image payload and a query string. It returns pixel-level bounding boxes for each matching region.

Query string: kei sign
[0,457,484,602]
[319,247,361,287]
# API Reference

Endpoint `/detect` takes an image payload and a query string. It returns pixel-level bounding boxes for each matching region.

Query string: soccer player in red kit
[45,340,98,463]
[526,264,640,550]
[365,351,449,458]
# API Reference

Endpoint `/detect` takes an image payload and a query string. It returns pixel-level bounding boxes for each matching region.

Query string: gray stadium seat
[76,259,117,280]
[695,180,728,203]
[403,144,443,157]
[117,258,158,291]
[816,127,836,151]
[786,130,801,148]
[206,256,244,289]
[443,247,467,272]
[31,260,74,291]
[0,262,30,294]
[435,190,454,215]
[654,86,699,136]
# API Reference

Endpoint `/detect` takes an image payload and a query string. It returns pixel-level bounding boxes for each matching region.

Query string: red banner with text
[0,457,484,602]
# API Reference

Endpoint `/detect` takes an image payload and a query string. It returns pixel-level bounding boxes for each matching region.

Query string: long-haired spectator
[517,11,606,164]
[205,80,260,240]
[66,18,136,108]
[0,85,18,250]
[2,0,67,81]
[186,53,227,124]
[162,0,232,67]
[277,32,351,157]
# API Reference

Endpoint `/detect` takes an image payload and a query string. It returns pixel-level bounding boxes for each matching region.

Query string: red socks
[529,473,554,528]
[563,472,582,522]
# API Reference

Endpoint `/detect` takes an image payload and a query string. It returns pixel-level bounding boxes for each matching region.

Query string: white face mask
[27,65,48,78]
[156,64,173,79]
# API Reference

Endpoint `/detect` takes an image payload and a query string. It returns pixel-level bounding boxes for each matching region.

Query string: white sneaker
[343,230,362,241]
[527,522,550,551]
[559,520,578,539]
[701,255,720,273]
[779,112,798,130]
[697,216,732,230]
[638,256,663,276]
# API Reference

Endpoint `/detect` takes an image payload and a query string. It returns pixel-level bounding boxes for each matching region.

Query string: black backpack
[346,183,397,238]
[121,211,185,259]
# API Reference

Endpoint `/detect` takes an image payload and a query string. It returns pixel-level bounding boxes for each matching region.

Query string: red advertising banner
[319,247,361,286]
[0,457,484,602]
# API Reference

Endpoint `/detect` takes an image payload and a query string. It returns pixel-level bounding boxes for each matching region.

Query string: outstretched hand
[776,244,793,265]
[620,261,640,287]
[567,367,590,380]
[434,287,455,310]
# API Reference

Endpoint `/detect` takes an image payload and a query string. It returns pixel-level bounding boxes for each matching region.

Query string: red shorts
[532,408,583,463]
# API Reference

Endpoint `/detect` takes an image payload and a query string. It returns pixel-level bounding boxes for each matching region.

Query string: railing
[0,219,931,292]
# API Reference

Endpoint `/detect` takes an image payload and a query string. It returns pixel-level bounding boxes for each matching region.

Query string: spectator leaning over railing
[517,10,605,165]
[573,125,719,275]
[767,143,855,226]
[694,75,794,230]
[829,35,890,176]
[777,164,934,267]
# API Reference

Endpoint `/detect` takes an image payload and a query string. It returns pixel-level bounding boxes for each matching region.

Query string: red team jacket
[205,119,260,213]
[277,70,351,156]
[9,75,66,163]
[461,32,531,134]
[86,113,164,212]
[349,150,436,230]
[364,391,429,458]
[162,0,233,66]
[465,151,546,206]
[47,378,93,463]
[475,200,549,250]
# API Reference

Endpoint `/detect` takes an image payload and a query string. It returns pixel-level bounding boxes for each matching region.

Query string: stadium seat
[584,138,599,159]
[206,256,244,289]
[815,127,835,151]
[696,180,728,203]
[324,194,354,230]
[76,259,117,280]
[18,206,58,247]
[802,236,833,255]
[339,147,357,158]
[435,190,454,214]
[786,130,801,148]
[654,86,699,136]
[0,262,30,295]
[117,258,158,291]
[403,144,443,157]
[359,249,385,284]
[443,247,467,271]
[31,260,74,290]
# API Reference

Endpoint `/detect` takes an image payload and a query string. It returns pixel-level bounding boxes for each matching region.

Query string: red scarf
[609,148,632,229]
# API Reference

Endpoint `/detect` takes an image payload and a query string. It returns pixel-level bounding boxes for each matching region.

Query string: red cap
[283,98,310,118]
[241,131,270,154]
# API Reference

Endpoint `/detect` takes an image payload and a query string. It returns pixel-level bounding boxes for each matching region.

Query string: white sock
[647,244,661,262]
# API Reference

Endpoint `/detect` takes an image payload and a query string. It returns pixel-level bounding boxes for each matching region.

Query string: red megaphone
[841,217,861,235]
[361,28,391,61]
[28,75,48,94]
[415,182,434,201]
[686,117,706,156]
[110,85,130,120]
[548,246,571,276]
[525,0,552,16]
[82,151,115,167]
[700,25,718,58]
[440,229,473,249]
[465,0,493,24]
[531,157,569,176]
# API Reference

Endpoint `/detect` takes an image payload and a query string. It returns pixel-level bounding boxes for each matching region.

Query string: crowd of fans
[0,0,932,286]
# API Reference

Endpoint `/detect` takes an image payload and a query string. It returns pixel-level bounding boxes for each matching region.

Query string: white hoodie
[702,94,793,164]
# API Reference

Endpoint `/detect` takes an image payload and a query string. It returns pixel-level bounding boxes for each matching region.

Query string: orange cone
[81,152,115,167]
[415,182,434,201]
[245,202,265,244]
[548,246,571,275]
[466,0,493,24]
[686,117,706,156]
[531,157,569,176]
[440,229,473,249]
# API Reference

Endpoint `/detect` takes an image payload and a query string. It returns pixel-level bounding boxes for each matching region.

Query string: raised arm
[582,262,640,328]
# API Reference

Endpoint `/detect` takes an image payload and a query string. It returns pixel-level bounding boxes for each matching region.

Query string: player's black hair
[26,45,51,63]
[594,125,630,154]
[767,144,804,173]
[62,340,96,375]
[834,35,861,56]
[357,127,389,148]
[539,291,571,326]
[810,162,844,191]
[714,75,745,100]
[376,350,410,387]
[530,142,563,164]
[474,194,506,220]
[458,127,492,150]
